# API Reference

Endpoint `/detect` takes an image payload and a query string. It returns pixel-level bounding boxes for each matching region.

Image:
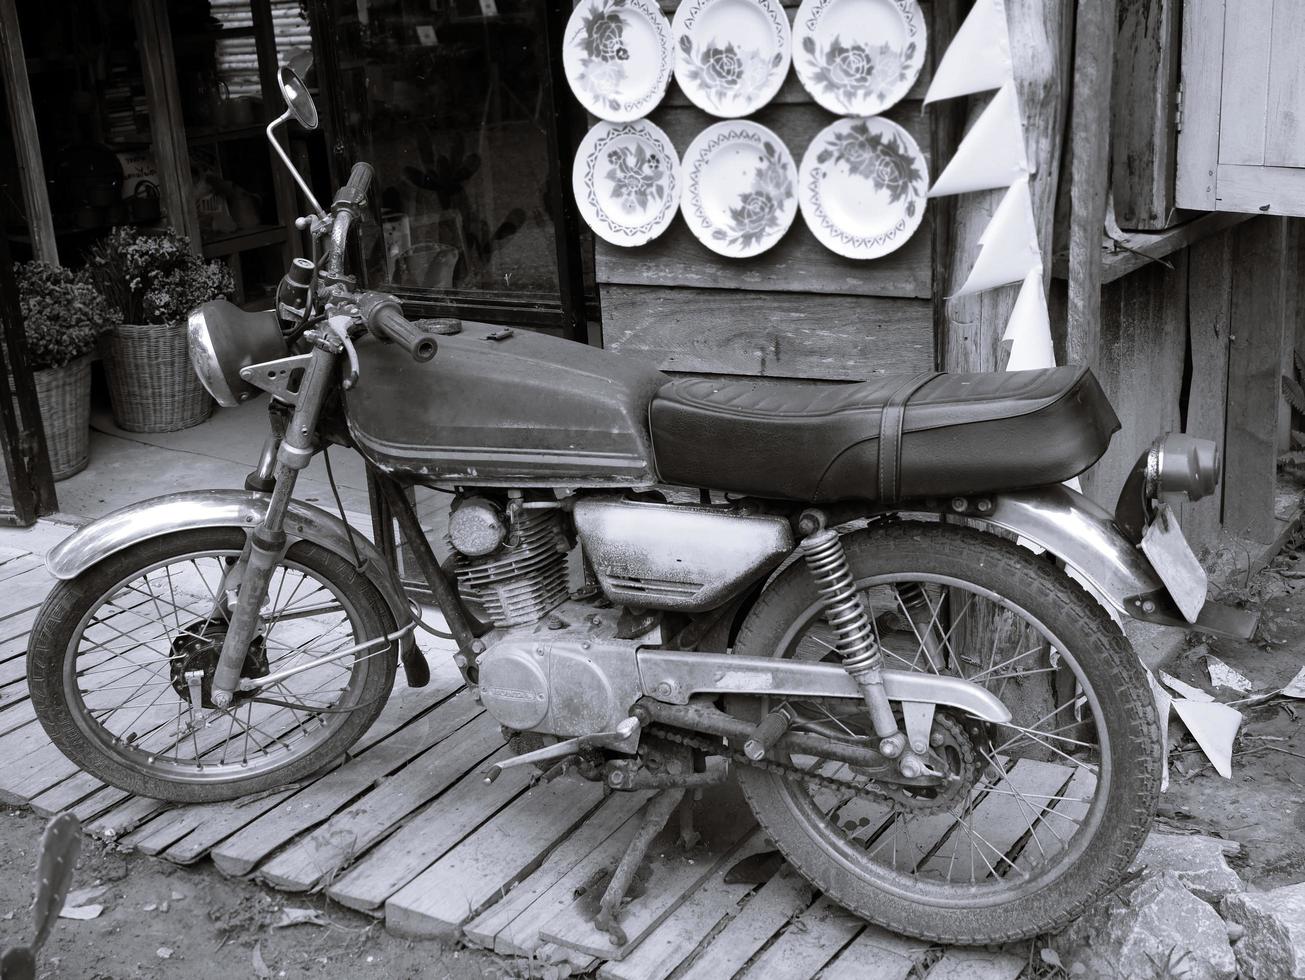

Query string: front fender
[46,490,413,647]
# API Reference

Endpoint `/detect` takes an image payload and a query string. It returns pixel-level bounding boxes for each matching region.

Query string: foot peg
[743,707,792,761]
[484,716,640,783]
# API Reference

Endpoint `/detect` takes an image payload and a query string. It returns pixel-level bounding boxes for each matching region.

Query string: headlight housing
[187,301,287,408]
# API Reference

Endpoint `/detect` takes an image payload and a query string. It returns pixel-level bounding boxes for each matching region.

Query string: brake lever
[324,314,361,389]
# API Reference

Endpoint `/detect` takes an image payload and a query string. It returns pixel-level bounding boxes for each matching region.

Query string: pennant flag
[1003,270,1054,370]
[929,82,1029,197]
[953,176,1041,296]
[1172,699,1243,779]
[924,0,1013,104]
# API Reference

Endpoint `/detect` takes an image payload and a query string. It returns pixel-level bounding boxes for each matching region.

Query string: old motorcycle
[29,68,1255,945]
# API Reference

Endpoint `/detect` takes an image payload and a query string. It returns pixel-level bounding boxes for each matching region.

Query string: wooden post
[1110,0,1181,230]
[0,2,59,265]
[1224,217,1289,543]
[941,0,1074,373]
[1065,0,1117,375]
[133,0,202,251]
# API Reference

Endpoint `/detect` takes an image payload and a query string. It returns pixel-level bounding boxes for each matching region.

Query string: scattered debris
[1284,667,1305,699]
[251,942,271,979]
[156,946,173,959]
[272,907,330,929]
[1131,832,1245,904]
[1221,881,1305,980]
[1161,671,1215,702]
[1206,657,1254,693]
[1054,871,1236,980]
[1172,700,1243,779]
[62,885,109,908]
[56,904,102,921]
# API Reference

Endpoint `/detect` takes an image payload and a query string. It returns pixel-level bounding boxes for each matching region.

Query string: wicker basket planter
[33,355,92,481]
[101,321,213,432]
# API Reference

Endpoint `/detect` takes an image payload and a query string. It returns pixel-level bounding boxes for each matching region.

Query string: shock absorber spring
[799,520,902,751]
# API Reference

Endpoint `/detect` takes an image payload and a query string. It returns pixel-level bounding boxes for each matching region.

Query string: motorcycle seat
[648,365,1120,503]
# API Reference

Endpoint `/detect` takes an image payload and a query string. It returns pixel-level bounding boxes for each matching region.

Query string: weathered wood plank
[384,775,607,939]
[29,770,105,819]
[258,714,506,891]
[1216,0,1272,167]
[602,286,932,381]
[1175,0,1225,209]
[538,786,756,961]
[1015,767,1097,873]
[1110,0,1181,230]
[1214,163,1305,217]
[327,746,533,912]
[1066,0,1118,375]
[209,690,483,876]
[1181,228,1234,552]
[1224,217,1287,541]
[736,895,862,980]
[1265,0,1305,168]
[673,866,815,980]
[596,831,769,980]
[464,793,653,956]
[818,925,928,980]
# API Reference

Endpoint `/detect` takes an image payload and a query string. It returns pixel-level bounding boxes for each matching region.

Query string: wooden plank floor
[0,540,1056,979]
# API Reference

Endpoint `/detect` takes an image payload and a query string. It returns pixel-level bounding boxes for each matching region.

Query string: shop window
[315,0,590,329]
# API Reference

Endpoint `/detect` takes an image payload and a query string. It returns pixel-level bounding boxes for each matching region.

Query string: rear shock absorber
[798,512,906,759]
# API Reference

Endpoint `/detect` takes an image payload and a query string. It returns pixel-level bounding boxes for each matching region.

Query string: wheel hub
[873,713,978,814]
[168,619,269,708]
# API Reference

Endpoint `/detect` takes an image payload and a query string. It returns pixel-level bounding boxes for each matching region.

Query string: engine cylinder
[451,509,569,627]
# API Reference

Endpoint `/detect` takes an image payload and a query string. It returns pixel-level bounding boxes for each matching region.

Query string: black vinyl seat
[648,366,1120,503]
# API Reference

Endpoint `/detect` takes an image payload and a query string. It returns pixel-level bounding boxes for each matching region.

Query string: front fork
[210,336,342,707]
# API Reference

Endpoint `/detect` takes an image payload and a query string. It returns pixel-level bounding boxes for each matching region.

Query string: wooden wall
[1069,216,1300,552]
[599,0,937,381]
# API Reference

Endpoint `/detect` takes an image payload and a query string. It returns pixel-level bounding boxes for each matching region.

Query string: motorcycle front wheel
[28,528,397,803]
[729,521,1161,944]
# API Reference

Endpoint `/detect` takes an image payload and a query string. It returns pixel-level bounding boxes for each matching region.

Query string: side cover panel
[345,323,667,486]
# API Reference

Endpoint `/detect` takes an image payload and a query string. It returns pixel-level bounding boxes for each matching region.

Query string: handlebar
[354,292,437,362]
[333,162,374,210]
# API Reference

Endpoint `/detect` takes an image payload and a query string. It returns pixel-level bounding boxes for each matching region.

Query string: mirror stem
[266,110,326,218]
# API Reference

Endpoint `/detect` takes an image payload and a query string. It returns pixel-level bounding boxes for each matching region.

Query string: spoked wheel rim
[64,547,380,785]
[764,572,1112,910]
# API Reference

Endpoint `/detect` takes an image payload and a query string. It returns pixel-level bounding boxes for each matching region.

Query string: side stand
[593,788,685,947]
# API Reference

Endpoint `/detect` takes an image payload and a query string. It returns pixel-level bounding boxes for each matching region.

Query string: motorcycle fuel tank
[344,321,667,486]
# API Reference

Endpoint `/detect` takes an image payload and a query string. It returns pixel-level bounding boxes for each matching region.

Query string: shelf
[1052,211,1254,284]
[173,26,258,45]
[187,122,267,145]
[202,224,287,257]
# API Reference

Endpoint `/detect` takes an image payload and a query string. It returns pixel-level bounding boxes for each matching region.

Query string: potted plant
[85,227,233,432]
[15,262,120,480]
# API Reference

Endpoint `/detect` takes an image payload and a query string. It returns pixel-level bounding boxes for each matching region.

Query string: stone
[1221,881,1305,979]
[1053,871,1236,980]
[1131,832,1245,903]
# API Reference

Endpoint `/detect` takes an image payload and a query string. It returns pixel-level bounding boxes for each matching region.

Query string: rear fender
[45,490,414,651]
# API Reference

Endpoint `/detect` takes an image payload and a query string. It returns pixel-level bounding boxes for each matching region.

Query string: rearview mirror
[277,67,318,131]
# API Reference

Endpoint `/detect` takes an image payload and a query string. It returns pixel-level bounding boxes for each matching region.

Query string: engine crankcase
[477,630,644,738]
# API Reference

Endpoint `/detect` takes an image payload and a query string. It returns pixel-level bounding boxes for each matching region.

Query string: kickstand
[594,788,685,947]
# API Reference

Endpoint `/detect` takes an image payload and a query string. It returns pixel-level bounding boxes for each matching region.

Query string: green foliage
[15,262,120,371]
[84,227,233,325]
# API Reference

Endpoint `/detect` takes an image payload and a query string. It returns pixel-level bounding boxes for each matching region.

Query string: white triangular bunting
[1172,699,1243,779]
[953,176,1041,296]
[928,82,1029,197]
[924,0,1013,104]
[1003,271,1054,370]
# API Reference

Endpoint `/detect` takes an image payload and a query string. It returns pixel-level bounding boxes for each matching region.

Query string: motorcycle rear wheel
[730,521,1160,944]
[28,528,397,803]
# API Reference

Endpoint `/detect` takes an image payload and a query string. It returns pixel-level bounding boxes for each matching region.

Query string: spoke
[967,643,1048,685]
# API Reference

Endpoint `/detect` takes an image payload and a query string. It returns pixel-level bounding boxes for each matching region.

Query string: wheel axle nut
[898,755,925,779]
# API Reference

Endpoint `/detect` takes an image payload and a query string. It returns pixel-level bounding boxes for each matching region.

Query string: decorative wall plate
[798,116,928,259]
[672,0,791,118]
[563,0,673,122]
[573,120,681,247]
[793,0,926,116]
[682,120,797,258]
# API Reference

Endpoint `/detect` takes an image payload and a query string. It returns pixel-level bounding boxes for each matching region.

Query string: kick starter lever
[483,717,640,783]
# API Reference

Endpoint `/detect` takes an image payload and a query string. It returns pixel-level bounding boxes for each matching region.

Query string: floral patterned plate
[682,121,797,258]
[573,119,681,247]
[563,0,673,122]
[798,116,927,259]
[793,0,925,115]
[672,0,791,118]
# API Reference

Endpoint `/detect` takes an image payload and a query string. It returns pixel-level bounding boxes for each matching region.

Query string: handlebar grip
[333,162,374,209]
[355,292,437,362]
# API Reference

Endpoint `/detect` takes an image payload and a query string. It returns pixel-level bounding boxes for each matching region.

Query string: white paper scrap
[1159,671,1215,703]
[1283,666,1305,698]
[1205,656,1254,693]
[924,0,1013,103]
[1172,699,1243,779]
[1146,668,1172,792]
[928,82,1030,197]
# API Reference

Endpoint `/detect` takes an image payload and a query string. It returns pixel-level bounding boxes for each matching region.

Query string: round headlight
[187,301,287,408]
